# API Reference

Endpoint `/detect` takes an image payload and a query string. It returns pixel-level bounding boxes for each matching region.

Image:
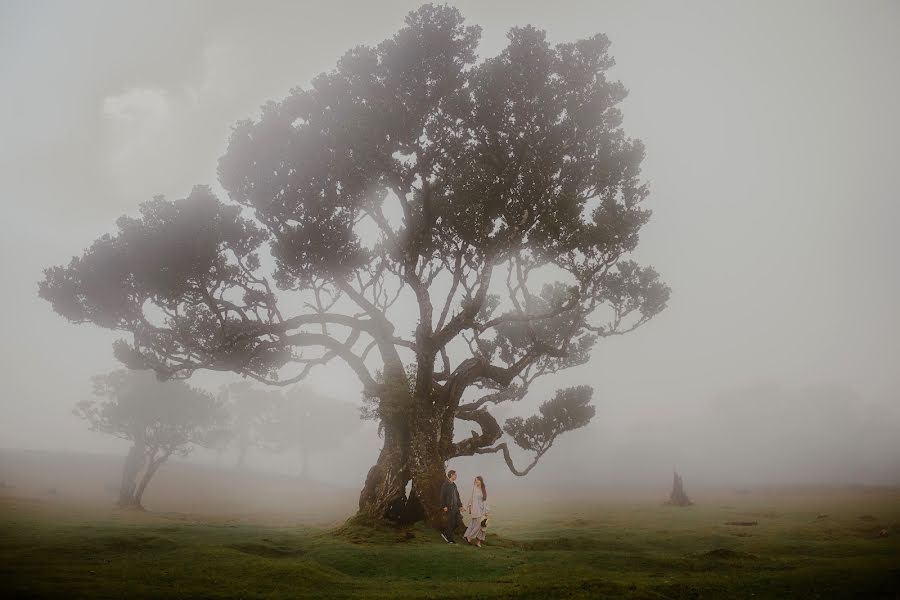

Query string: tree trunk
[408,414,452,528]
[118,441,146,508]
[356,391,457,528]
[358,422,410,523]
[133,452,169,508]
[666,471,693,506]
[398,485,425,524]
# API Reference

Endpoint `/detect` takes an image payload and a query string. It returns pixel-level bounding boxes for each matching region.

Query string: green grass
[1,492,899,599]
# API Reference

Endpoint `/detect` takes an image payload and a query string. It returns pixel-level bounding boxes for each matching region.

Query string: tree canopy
[42,4,669,523]
[82,369,229,454]
[78,369,229,507]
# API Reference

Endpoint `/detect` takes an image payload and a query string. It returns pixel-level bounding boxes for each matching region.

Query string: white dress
[464,486,488,541]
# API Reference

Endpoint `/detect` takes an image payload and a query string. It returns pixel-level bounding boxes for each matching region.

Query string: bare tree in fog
[77,370,229,508]
[222,381,280,470]
[40,5,668,525]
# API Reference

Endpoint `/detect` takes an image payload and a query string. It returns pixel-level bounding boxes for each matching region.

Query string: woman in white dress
[464,475,489,547]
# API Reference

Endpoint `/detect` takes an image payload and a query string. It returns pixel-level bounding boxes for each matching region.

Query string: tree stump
[666,471,693,506]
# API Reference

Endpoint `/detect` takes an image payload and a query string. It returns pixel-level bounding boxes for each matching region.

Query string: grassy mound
[2,492,899,599]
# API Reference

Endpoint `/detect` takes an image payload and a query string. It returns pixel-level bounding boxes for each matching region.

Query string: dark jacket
[440,479,462,511]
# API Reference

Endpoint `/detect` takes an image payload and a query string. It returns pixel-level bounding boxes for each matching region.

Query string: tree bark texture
[357,395,459,527]
[358,421,410,523]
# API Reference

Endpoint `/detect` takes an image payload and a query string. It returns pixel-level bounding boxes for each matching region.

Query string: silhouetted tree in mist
[222,381,280,469]
[77,370,229,508]
[258,387,361,479]
[40,5,669,525]
[223,383,361,475]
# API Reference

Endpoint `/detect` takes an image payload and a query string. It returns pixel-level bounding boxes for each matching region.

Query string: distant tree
[76,370,229,508]
[40,5,669,525]
[258,387,361,479]
[222,381,280,469]
[666,471,692,507]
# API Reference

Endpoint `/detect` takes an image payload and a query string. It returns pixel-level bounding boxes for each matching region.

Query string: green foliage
[78,369,230,456]
[38,4,673,489]
[504,386,595,453]
[40,186,266,326]
[38,4,668,384]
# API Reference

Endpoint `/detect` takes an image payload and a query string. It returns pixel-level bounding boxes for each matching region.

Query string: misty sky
[1,0,898,487]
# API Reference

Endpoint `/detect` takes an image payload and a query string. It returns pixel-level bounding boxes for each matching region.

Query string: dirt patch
[725,521,758,526]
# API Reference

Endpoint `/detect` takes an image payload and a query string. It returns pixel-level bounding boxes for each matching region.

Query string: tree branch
[452,407,502,457]
[473,441,552,477]
[432,260,494,349]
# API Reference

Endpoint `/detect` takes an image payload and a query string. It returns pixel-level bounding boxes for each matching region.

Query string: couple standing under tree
[440,470,489,547]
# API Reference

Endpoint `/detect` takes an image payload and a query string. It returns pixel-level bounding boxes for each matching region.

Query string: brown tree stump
[666,471,693,506]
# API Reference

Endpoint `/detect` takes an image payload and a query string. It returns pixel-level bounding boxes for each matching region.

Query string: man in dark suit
[440,469,462,543]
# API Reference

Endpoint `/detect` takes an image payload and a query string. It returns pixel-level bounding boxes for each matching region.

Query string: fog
[1,0,899,498]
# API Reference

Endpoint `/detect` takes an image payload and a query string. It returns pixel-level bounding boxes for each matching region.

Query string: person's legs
[469,520,485,545]
[443,511,457,543]
[463,517,476,543]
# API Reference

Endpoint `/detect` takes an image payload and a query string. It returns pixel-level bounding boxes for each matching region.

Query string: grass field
[2,486,899,599]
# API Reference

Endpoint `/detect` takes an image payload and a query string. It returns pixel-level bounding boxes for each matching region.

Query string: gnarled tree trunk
[358,420,410,522]
[357,394,461,529]
[356,393,457,528]
[408,409,453,528]
[133,451,170,508]
[118,440,146,508]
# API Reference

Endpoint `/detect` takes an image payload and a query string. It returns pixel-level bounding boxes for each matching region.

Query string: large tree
[40,5,669,525]
[78,370,229,508]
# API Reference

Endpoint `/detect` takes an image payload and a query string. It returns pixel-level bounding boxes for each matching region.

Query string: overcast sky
[1,0,898,487]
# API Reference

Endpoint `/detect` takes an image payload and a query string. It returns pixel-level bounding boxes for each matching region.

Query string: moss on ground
[1,492,899,599]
